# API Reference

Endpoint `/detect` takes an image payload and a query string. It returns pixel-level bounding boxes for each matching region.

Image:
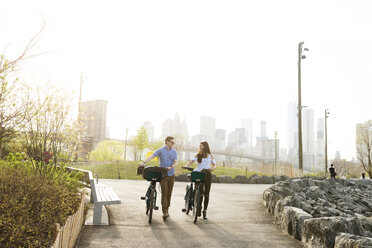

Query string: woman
[184,141,216,219]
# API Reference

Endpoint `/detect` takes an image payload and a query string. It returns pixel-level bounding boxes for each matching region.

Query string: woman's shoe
[203,210,207,219]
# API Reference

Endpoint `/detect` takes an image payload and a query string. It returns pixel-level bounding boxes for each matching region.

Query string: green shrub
[0,155,82,248]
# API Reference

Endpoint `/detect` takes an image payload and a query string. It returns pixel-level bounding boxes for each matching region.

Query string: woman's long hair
[196,141,211,163]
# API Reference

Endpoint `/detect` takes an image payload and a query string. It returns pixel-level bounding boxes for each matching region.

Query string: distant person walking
[362,172,366,179]
[139,136,178,220]
[184,141,216,219]
[329,164,337,179]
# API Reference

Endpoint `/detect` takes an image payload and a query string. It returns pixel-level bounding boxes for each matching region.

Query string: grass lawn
[71,161,265,180]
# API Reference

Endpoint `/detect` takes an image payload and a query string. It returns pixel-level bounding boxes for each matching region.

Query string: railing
[51,190,85,248]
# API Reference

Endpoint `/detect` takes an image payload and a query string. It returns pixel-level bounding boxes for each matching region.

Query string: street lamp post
[298,42,309,173]
[324,109,330,178]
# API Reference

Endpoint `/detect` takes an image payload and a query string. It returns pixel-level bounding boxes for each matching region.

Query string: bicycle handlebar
[181,166,213,173]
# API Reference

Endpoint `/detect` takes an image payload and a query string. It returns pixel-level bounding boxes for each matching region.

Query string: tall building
[316,118,324,156]
[260,121,267,138]
[199,116,216,145]
[303,109,315,154]
[235,128,247,146]
[181,118,190,143]
[200,116,215,137]
[227,131,237,150]
[241,119,253,148]
[303,109,315,170]
[287,101,298,151]
[161,113,190,144]
[143,121,155,143]
[81,100,107,146]
[161,119,173,138]
[173,112,182,136]
[315,118,325,170]
[215,129,226,150]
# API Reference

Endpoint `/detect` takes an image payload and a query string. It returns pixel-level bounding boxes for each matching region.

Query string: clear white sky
[1,0,372,160]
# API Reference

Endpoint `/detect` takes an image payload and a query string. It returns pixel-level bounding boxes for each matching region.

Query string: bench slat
[95,184,121,205]
[105,186,120,201]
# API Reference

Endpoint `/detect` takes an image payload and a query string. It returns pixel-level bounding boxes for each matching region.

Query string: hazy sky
[2,0,372,160]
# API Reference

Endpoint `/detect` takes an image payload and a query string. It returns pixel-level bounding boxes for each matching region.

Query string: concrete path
[77,179,303,248]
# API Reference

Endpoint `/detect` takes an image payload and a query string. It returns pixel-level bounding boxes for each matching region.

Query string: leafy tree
[356,123,372,178]
[134,126,148,161]
[332,158,363,178]
[0,27,43,157]
[148,138,164,151]
[88,140,124,161]
[23,84,83,174]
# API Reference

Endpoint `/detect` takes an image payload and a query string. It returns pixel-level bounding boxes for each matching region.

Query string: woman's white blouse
[192,155,216,172]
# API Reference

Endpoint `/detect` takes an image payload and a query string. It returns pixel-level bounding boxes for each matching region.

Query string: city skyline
[122,109,346,162]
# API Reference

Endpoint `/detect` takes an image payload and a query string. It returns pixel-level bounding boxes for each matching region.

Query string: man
[329,164,337,179]
[139,136,178,219]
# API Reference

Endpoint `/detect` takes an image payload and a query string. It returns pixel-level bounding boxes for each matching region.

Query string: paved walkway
[77,179,303,248]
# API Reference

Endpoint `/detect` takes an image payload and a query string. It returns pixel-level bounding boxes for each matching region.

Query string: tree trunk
[0,139,2,158]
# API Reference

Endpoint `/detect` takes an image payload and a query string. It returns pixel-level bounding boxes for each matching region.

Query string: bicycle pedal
[140,196,146,200]
[182,208,186,212]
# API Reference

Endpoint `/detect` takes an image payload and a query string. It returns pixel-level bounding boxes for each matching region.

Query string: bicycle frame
[144,180,158,212]
[182,169,207,223]
[140,166,167,224]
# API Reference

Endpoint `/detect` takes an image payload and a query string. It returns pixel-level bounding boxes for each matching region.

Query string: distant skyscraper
[200,116,215,137]
[161,119,173,138]
[81,100,107,145]
[303,109,315,154]
[287,101,298,151]
[303,109,315,170]
[161,113,190,144]
[143,121,155,143]
[335,151,341,160]
[260,121,267,139]
[173,112,182,135]
[241,119,253,148]
[316,118,324,157]
[200,116,216,144]
[181,118,190,142]
[235,128,247,146]
[215,129,226,150]
[227,131,237,150]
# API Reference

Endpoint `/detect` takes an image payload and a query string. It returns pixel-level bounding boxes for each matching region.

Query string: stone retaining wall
[175,173,290,184]
[263,178,372,248]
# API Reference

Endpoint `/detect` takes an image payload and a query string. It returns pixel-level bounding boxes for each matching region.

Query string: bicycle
[181,166,210,223]
[139,165,168,224]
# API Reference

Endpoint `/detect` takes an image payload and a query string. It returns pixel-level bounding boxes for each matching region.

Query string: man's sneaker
[162,213,169,220]
[203,210,207,219]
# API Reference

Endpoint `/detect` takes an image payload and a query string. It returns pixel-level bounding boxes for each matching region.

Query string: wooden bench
[88,172,121,225]
[67,167,121,225]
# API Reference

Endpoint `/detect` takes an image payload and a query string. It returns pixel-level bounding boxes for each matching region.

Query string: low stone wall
[263,178,372,248]
[175,173,289,184]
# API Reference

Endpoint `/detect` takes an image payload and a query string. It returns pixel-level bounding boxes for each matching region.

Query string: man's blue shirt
[153,146,177,176]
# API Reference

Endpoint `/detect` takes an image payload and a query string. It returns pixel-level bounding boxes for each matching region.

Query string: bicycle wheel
[148,187,155,224]
[193,188,201,223]
[184,185,191,214]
